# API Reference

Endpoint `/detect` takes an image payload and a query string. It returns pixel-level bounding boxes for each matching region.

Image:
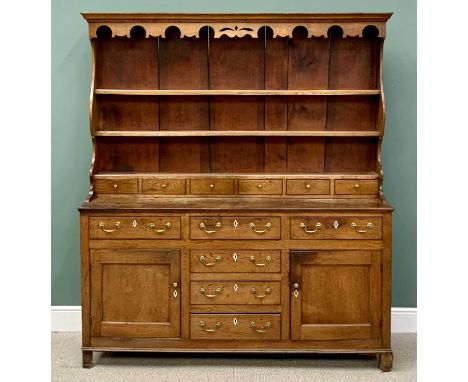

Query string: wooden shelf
[94,172,380,179]
[95,130,381,138]
[95,89,381,96]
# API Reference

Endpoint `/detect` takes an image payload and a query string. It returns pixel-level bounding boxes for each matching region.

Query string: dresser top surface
[79,197,393,212]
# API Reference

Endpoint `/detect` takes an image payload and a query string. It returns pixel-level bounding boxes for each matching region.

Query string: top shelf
[95,89,381,96]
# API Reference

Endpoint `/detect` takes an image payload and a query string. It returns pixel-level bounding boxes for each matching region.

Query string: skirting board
[51,306,417,333]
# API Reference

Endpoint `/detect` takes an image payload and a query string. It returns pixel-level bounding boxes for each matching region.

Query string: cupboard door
[90,249,180,338]
[290,250,381,341]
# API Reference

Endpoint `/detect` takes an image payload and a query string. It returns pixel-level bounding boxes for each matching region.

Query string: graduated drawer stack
[189,216,282,340]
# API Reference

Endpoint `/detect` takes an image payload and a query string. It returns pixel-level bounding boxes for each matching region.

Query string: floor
[52,333,416,382]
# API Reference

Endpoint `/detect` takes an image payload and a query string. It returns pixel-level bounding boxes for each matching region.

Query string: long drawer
[89,216,181,239]
[190,314,281,340]
[190,216,281,240]
[190,250,281,273]
[191,281,281,305]
[290,216,382,240]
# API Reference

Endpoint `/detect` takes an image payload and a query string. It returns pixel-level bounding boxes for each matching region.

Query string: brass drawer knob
[305,184,311,189]
[98,221,121,233]
[148,222,172,234]
[173,282,178,288]
[354,184,360,189]
[200,321,222,332]
[257,184,263,189]
[299,222,322,234]
[249,222,272,234]
[199,255,222,266]
[351,222,374,233]
[209,184,215,189]
[199,222,222,234]
[250,287,272,299]
[161,183,168,189]
[113,184,118,189]
[250,321,272,333]
[293,283,299,298]
[199,287,223,298]
[249,255,271,267]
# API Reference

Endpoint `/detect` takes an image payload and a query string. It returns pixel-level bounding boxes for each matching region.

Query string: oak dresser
[79,12,394,371]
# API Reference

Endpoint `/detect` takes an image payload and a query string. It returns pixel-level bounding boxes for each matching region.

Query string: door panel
[91,249,180,338]
[290,250,381,341]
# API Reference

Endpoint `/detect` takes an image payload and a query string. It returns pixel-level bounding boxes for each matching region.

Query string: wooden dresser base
[79,206,393,372]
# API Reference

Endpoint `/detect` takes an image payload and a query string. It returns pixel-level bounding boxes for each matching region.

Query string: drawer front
[94,179,138,194]
[286,179,330,195]
[238,179,283,195]
[190,217,281,240]
[191,281,281,305]
[190,178,234,195]
[334,180,379,195]
[290,216,382,240]
[142,179,186,194]
[190,250,281,273]
[191,314,281,340]
[89,216,181,239]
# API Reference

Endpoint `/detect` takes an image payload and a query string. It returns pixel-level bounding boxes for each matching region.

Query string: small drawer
[94,179,138,194]
[190,178,234,195]
[286,179,330,195]
[190,250,281,273]
[334,180,379,195]
[190,217,281,240]
[191,281,281,305]
[190,314,280,340]
[89,216,181,239]
[142,178,186,194]
[238,179,283,195]
[290,216,382,240]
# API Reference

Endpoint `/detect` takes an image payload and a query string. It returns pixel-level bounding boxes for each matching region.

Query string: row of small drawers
[94,178,379,196]
[91,216,382,240]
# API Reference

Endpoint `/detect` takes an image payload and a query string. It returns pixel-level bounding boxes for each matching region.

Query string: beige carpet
[52,333,416,382]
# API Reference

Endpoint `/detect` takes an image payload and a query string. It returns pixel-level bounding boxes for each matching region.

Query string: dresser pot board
[79,13,394,371]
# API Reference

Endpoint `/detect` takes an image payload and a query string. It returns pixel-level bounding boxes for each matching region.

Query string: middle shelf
[95,89,382,96]
[94,130,381,137]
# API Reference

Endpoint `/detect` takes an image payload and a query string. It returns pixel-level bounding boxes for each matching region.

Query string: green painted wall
[52,0,416,306]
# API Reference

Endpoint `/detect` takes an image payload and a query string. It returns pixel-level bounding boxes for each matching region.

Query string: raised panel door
[290,250,381,341]
[90,249,180,338]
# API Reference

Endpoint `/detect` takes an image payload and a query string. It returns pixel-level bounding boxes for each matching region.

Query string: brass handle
[199,287,223,298]
[199,321,222,332]
[305,184,311,189]
[354,184,360,189]
[148,222,172,234]
[113,184,118,189]
[173,282,178,288]
[250,321,272,333]
[299,222,322,234]
[199,255,222,266]
[293,283,299,289]
[249,255,271,267]
[209,184,215,190]
[257,184,263,189]
[249,222,272,234]
[98,221,121,233]
[250,287,272,299]
[199,222,222,234]
[161,183,168,189]
[351,222,374,233]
